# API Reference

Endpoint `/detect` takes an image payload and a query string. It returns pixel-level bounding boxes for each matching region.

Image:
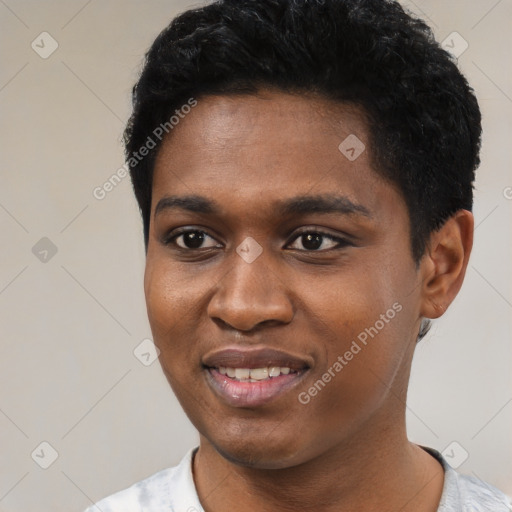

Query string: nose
[207,249,294,332]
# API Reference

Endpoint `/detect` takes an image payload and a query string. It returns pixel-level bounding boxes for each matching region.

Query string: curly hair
[125,0,481,267]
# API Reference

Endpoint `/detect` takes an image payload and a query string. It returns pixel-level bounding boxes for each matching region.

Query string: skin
[144,90,473,511]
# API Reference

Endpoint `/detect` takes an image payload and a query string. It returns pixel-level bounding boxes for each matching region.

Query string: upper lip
[202,346,313,371]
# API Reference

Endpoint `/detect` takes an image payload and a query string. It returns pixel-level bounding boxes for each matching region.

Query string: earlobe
[419,210,474,319]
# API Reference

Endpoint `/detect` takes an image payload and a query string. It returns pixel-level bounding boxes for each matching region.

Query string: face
[144,90,426,469]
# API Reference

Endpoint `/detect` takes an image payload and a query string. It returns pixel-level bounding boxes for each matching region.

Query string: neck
[193,407,444,512]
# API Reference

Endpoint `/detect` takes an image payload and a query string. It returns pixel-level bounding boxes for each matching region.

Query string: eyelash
[163,227,352,252]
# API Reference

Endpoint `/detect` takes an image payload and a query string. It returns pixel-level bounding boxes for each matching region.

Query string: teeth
[234,368,250,380]
[269,366,281,377]
[216,366,295,381]
[249,368,268,380]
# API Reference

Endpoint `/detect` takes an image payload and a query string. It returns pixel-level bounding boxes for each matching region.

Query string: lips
[202,347,312,408]
[202,347,312,371]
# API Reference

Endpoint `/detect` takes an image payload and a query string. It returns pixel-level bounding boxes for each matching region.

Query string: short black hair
[125,0,481,264]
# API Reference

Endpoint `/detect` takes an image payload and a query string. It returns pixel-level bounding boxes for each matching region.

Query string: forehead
[151,90,399,218]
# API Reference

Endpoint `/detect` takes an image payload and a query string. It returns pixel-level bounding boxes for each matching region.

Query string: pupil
[185,231,204,249]
[303,233,322,250]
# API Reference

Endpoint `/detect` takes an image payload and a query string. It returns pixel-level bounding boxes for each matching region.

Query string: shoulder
[83,467,176,512]
[421,446,512,512]
[84,447,202,512]
[447,471,512,512]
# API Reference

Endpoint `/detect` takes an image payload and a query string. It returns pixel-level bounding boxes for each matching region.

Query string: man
[87,0,511,510]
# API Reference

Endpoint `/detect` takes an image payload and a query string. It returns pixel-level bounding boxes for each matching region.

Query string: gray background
[0,1,510,510]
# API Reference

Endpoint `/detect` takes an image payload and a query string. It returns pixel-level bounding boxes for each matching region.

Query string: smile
[201,346,313,408]
[205,366,308,408]
[217,366,293,381]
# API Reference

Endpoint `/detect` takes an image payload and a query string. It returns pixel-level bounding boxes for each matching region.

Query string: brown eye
[287,230,350,251]
[300,233,323,250]
[167,229,221,250]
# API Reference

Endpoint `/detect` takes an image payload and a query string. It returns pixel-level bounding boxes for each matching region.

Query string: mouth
[202,347,312,408]
[216,365,296,381]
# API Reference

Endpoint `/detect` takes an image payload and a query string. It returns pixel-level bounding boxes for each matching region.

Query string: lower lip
[205,368,307,408]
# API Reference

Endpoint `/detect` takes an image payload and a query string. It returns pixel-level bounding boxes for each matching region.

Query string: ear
[419,210,474,319]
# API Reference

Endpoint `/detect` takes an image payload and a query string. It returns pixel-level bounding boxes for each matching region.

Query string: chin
[215,443,302,470]
[205,425,314,470]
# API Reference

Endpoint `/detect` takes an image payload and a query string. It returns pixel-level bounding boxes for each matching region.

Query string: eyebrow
[154,194,372,219]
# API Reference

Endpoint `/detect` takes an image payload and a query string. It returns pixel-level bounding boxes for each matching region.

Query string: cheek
[304,262,404,342]
[298,268,413,419]
[144,257,203,365]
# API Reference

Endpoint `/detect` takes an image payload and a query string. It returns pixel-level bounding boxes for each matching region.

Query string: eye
[164,228,351,252]
[287,230,351,251]
[166,229,221,250]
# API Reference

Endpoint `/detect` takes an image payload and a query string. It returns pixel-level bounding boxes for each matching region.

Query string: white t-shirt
[84,446,511,512]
